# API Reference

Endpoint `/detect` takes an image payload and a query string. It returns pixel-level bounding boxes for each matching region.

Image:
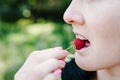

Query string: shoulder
[61,58,96,80]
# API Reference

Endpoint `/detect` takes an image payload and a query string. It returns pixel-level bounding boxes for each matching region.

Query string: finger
[32,47,62,54]
[33,59,65,78]
[42,69,62,80]
[29,48,68,63]
[41,49,68,60]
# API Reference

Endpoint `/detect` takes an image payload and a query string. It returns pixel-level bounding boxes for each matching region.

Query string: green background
[0,0,75,80]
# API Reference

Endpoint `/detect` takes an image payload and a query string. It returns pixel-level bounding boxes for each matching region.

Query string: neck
[97,65,120,80]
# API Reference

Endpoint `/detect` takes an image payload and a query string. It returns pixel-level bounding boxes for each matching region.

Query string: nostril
[69,20,74,23]
[63,14,85,25]
[63,15,72,24]
[63,11,75,24]
[63,15,76,24]
[67,20,75,24]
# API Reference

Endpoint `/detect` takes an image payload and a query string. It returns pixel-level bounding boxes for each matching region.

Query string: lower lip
[76,46,90,55]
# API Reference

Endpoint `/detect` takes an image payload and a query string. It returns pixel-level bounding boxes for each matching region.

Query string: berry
[74,38,85,50]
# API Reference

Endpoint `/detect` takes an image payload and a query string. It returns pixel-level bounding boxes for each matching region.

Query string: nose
[63,2,84,25]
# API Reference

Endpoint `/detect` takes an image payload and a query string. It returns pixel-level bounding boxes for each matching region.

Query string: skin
[63,0,120,80]
[14,47,68,80]
[15,0,120,80]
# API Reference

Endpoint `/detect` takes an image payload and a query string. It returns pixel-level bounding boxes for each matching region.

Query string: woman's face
[64,0,120,71]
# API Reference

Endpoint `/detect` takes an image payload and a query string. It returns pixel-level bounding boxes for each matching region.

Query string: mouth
[74,35,90,50]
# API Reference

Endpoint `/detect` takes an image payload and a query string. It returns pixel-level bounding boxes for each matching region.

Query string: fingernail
[62,50,68,54]
[59,60,66,67]
[53,69,62,75]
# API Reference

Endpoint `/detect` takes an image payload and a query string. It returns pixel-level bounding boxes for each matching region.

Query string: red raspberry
[74,38,85,50]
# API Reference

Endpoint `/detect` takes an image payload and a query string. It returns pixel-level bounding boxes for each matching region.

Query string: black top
[62,59,96,80]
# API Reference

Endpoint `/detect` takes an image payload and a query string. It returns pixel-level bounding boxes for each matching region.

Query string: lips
[74,38,90,50]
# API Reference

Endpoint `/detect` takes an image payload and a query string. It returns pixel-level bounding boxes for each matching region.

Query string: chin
[74,55,104,71]
[75,57,120,71]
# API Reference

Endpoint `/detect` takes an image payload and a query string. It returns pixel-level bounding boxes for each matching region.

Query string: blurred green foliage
[0,0,71,22]
[0,0,73,80]
[0,19,75,80]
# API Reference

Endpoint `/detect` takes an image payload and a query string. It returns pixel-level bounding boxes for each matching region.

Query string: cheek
[86,7,120,49]
[80,8,120,70]
[90,14,120,48]
[85,2,120,39]
[88,12,120,59]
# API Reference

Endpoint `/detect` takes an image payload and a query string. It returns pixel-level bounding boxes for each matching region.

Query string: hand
[14,47,68,80]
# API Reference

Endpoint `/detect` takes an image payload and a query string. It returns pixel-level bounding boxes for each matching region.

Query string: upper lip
[74,32,88,40]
